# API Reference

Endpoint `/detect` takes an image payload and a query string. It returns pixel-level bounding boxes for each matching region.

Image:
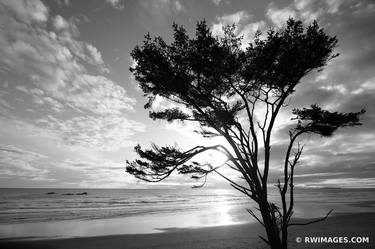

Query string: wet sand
[0,212,374,249]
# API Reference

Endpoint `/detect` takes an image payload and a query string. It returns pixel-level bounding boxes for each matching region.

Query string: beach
[0,188,374,248]
[1,212,374,249]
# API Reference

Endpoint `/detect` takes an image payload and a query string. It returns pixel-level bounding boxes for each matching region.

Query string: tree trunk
[260,204,284,249]
[281,225,288,249]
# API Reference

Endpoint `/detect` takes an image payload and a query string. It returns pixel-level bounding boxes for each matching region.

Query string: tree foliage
[292,104,365,136]
[126,18,364,249]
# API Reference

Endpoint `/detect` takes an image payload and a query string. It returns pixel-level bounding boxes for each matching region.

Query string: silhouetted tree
[126,19,364,249]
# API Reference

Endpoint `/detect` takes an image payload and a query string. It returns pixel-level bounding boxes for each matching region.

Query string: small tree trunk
[260,204,283,249]
[281,225,288,249]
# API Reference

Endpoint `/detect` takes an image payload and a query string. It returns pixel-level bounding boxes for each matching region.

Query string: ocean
[0,188,374,239]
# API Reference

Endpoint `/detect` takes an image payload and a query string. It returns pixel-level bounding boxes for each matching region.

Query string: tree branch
[288,209,333,226]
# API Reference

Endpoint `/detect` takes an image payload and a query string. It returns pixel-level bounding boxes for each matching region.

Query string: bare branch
[259,235,270,245]
[288,209,333,226]
[247,208,265,227]
[192,174,207,188]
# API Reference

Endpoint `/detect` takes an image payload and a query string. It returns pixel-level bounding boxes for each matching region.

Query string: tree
[126,19,365,249]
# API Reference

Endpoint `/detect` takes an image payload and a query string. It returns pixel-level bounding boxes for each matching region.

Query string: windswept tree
[126,19,364,249]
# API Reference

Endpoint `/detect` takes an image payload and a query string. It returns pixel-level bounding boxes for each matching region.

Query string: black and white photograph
[0,0,374,248]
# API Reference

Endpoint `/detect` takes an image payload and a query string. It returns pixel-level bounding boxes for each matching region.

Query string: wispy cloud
[0,0,143,149]
[36,114,145,151]
[0,0,146,187]
[105,0,124,10]
[55,158,132,187]
[0,144,50,181]
[141,0,185,14]
[298,177,375,188]
[212,0,222,6]
[0,0,374,188]
[211,10,266,49]
[266,0,347,27]
[212,10,252,36]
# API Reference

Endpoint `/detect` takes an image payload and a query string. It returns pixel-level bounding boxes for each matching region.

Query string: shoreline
[0,212,374,249]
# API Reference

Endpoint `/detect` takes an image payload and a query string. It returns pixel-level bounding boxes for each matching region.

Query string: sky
[0,0,374,189]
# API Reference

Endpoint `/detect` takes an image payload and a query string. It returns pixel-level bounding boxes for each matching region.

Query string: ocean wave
[0,188,250,224]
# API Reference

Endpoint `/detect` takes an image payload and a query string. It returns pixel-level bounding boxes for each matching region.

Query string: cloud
[259,1,375,189]
[50,75,135,115]
[36,115,145,151]
[30,90,65,113]
[0,1,109,93]
[238,21,267,48]
[0,0,145,156]
[54,0,71,8]
[105,0,124,10]
[283,1,375,117]
[265,0,348,27]
[174,1,184,12]
[141,0,185,14]
[0,143,137,187]
[266,3,297,27]
[0,0,374,189]
[53,15,69,30]
[212,10,252,36]
[17,75,134,116]
[217,10,251,24]
[0,0,49,24]
[266,129,375,187]
[0,112,146,186]
[298,177,375,188]
[0,144,50,180]
[85,44,104,65]
[56,158,140,188]
[212,0,222,6]
[167,4,375,189]
[211,11,266,49]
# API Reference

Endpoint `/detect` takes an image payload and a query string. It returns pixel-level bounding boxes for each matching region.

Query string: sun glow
[214,203,233,226]
[206,150,229,167]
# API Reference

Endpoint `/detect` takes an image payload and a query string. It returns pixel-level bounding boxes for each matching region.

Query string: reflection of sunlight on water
[204,188,249,226]
[214,203,233,226]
